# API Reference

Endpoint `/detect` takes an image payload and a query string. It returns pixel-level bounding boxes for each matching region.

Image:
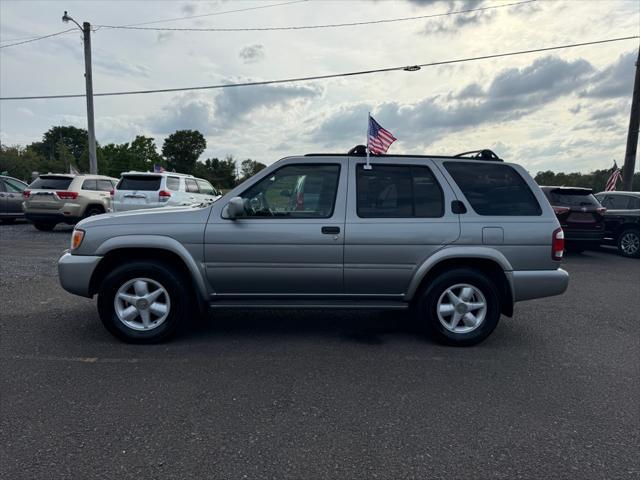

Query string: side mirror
[226,196,245,219]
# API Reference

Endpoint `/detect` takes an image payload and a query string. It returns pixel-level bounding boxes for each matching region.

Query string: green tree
[192,156,237,189]
[162,130,206,174]
[100,143,132,178]
[130,135,163,172]
[29,126,91,170]
[240,159,267,181]
[0,144,44,182]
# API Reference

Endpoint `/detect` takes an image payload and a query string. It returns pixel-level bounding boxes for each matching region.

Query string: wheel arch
[405,248,514,317]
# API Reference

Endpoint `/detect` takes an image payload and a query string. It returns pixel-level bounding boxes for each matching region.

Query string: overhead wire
[1,35,637,101]
[0,28,77,49]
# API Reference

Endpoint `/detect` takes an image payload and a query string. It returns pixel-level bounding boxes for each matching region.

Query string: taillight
[159,190,171,202]
[57,191,78,200]
[596,207,606,215]
[109,189,115,198]
[23,190,31,198]
[552,206,570,215]
[552,228,565,261]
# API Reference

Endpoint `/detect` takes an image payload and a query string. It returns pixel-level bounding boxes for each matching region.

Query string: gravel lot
[1,221,638,479]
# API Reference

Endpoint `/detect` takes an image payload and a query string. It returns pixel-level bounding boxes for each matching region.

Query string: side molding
[95,235,210,300]
[404,246,514,301]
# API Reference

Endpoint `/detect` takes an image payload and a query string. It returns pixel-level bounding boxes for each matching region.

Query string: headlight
[71,229,85,250]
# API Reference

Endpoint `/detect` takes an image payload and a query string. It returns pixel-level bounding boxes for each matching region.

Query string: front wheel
[617,229,640,258]
[33,222,56,231]
[97,261,191,343]
[415,268,501,346]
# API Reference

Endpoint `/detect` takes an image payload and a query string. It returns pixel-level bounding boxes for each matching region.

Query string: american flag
[367,115,396,155]
[605,161,622,191]
[154,164,166,173]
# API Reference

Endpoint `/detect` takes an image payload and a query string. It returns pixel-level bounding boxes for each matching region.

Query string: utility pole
[622,45,640,191]
[62,12,98,174]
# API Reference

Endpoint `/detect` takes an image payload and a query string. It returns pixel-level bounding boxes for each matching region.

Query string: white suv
[112,172,221,212]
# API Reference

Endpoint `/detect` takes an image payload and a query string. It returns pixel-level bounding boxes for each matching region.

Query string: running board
[208,299,409,310]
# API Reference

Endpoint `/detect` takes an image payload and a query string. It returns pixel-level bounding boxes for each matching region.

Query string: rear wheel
[97,260,191,343]
[33,222,55,231]
[84,206,104,218]
[617,229,640,258]
[415,268,501,346]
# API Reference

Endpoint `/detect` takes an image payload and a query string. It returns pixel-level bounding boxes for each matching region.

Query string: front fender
[404,246,513,301]
[94,235,210,300]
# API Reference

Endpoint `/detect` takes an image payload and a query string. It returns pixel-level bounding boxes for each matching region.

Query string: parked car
[594,191,640,258]
[540,186,606,252]
[23,174,118,231]
[0,175,28,223]
[58,149,568,346]
[111,172,221,212]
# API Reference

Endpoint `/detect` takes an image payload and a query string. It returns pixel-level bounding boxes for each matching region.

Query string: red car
[540,186,606,252]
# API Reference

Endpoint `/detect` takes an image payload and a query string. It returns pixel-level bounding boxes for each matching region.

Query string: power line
[1,35,637,101]
[95,0,536,33]
[0,28,77,49]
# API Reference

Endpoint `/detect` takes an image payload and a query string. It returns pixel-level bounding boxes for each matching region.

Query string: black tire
[617,229,640,258]
[33,222,56,231]
[97,260,192,343]
[415,268,501,347]
[84,206,104,218]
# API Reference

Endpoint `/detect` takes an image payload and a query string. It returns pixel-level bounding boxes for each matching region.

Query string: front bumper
[508,268,569,302]
[58,251,102,297]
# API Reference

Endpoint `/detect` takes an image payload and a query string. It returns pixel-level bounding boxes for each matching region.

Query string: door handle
[321,226,340,234]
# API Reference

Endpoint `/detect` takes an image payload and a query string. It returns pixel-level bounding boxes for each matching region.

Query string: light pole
[62,11,98,175]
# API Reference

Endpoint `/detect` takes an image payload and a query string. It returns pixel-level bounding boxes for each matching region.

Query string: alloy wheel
[114,278,171,331]
[436,283,487,334]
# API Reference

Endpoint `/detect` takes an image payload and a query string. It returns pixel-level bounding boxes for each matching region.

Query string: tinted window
[29,176,73,190]
[166,176,180,191]
[357,165,443,218]
[445,162,541,216]
[96,180,113,192]
[239,164,340,218]
[117,176,161,191]
[3,178,26,192]
[185,178,199,193]
[605,195,640,209]
[196,179,215,195]
[547,190,599,207]
[81,179,97,190]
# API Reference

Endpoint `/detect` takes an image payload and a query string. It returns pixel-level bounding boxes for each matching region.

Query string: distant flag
[605,161,622,191]
[153,164,166,173]
[367,114,397,155]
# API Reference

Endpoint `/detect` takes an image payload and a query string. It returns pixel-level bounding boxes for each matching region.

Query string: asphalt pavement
[1,221,638,479]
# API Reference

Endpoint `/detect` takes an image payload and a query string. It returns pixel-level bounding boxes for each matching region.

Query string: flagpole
[365,112,372,170]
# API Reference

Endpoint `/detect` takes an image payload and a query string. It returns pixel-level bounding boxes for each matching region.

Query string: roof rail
[453,149,502,161]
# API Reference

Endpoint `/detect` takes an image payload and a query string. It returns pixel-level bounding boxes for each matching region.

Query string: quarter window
[238,164,340,218]
[356,164,443,218]
[444,162,541,216]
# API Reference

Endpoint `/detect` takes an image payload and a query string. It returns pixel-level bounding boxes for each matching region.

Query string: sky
[0,0,639,174]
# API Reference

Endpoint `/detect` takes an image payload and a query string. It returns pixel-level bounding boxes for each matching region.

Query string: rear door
[3,178,27,215]
[114,175,162,211]
[344,157,458,295]
[204,159,346,295]
[25,175,74,212]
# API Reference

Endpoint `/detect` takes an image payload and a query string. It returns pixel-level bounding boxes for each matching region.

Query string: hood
[76,204,213,229]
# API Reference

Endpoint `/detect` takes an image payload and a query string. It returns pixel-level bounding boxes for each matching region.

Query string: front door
[204,161,347,296]
[0,178,26,216]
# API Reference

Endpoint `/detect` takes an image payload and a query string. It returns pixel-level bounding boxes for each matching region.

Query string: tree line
[0,126,266,189]
[534,169,638,192]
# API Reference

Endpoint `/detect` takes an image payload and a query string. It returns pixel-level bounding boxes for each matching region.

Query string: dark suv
[540,186,605,252]
[594,191,640,258]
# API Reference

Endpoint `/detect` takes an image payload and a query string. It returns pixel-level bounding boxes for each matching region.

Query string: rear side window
[185,178,199,193]
[602,195,640,209]
[96,180,113,192]
[166,176,180,191]
[81,179,97,190]
[356,164,444,218]
[117,176,161,191]
[29,176,73,190]
[444,162,541,216]
[546,190,599,207]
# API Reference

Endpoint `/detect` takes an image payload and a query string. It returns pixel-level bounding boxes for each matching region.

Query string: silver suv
[58,151,569,346]
[112,172,221,212]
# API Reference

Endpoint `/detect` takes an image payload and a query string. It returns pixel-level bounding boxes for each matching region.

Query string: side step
[208,299,409,310]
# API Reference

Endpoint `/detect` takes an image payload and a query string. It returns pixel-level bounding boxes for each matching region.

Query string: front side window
[238,164,340,218]
[196,179,215,195]
[3,178,26,193]
[445,162,541,216]
[356,164,443,218]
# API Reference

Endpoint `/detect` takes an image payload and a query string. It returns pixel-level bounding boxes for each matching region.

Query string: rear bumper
[58,251,102,297]
[508,268,569,302]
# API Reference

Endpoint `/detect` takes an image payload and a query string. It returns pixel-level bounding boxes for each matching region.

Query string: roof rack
[453,149,502,161]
